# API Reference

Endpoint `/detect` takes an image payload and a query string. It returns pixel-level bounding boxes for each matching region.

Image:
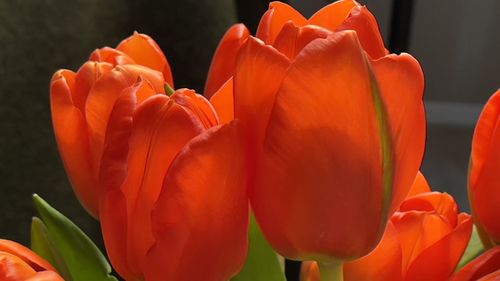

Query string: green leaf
[32,194,117,281]
[31,217,72,280]
[231,214,286,281]
[456,226,485,270]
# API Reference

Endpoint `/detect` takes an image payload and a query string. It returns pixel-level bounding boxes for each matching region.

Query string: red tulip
[0,239,63,281]
[451,247,500,281]
[302,188,472,281]
[220,2,426,263]
[50,32,171,218]
[99,89,248,281]
[469,89,500,247]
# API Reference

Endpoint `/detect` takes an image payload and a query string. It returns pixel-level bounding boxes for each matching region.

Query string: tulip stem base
[319,261,343,281]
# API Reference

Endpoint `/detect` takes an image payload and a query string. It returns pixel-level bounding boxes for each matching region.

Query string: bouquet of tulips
[2,1,499,280]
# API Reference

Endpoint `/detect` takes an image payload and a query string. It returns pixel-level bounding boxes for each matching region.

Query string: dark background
[0,0,499,280]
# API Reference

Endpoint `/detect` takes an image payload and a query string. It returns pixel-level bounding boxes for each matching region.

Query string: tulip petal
[89,47,136,66]
[391,211,455,274]
[210,77,234,124]
[100,189,135,280]
[255,31,386,260]
[470,90,500,242]
[85,67,136,173]
[452,247,500,281]
[470,90,500,187]
[0,251,39,280]
[99,79,156,198]
[50,70,98,217]
[273,22,331,60]
[405,214,472,281]
[234,36,290,152]
[344,222,403,281]
[336,6,388,59]
[85,65,164,176]
[204,24,249,99]
[171,89,219,129]
[256,2,307,44]
[400,192,458,227]
[406,171,431,198]
[144,122,248,281]
[117,32,173,85]
[371,53,425,215]
[0,240,56,273]
[308,0,358,31]
[26,271,65,281]
[479,270,500,281]
[74,62,114,112]
[118,95,204,274]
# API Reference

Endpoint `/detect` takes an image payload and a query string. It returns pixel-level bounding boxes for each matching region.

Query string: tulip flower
[302,190,472,281]
[451,247,500,281]
[0,239,63,281]
[50,32,172,218]
[205,0,389,101]
[208,0,425,275]
[468,89,500,248]
[99,89,248,281]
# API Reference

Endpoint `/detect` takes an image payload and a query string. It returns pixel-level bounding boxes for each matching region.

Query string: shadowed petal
[452,247,500,281]
[371,53,425,215]
[344,222,403,281]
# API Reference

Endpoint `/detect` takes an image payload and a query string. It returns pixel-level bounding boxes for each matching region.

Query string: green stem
[319,261,343,281]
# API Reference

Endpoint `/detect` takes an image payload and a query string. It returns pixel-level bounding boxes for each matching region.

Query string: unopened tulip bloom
[468,89,500,247]
[302,189,472,281]
[205,0,389,100]
[207,1,425,271]
[50,33,172,218]
[50,32,171,218]
[451,247,500,281]
[0,239,64,281]
[99,89,248,281]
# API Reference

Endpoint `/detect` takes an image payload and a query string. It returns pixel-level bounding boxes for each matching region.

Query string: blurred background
[0,0,499,280]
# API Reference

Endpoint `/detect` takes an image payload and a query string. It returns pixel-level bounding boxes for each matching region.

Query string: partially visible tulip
[0,239,64,281]
[256,0,387,59]
[468,89,500,247]
[226,9,425,266]
[99,89,248,281]
[301,189,472,281]
[451,247,500,281]
[50,32,171,218]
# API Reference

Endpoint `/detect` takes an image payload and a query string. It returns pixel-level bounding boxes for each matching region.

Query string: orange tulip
[214,1,426,263]
[99,89,248,281]
[0,239,63,281]
[468,89,500,247]
[451,247,500,281]
[50,32,172,218]
[301,190,472,281]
